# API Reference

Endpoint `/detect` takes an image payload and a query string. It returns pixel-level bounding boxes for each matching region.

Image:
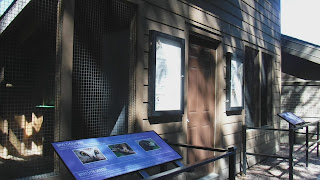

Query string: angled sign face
[52,131,182,180]
[278,112,305,126]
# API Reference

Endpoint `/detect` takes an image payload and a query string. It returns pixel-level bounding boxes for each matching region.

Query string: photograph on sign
[136,138,161,151]
[108,143,136,157]
[73,147,107,164]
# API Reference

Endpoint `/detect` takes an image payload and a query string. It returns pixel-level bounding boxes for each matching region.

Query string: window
[244,47,273,127]
[148,31,185,117]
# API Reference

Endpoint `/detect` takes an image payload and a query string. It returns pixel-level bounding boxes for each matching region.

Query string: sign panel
[226,52,244,111]
[155,36,182,111]
[278,112,305,126]
[52,131,182,180]
[148,30,185,117]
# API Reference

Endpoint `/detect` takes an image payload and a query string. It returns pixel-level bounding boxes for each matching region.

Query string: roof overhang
[281,34,320,64]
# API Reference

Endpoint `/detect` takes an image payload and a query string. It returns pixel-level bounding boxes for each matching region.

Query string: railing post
[289,124,294,180]
[306,126,309,167]
[242,125,247,176]
[228,147,236,180]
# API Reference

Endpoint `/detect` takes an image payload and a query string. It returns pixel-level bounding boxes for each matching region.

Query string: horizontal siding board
[240,0,280,27]
[190,0,281,43]
[256,0,280,14]
[222,0,280,31]
[246,132,278,149]
[218,152,241,170]
[239,3,281,38]
[252,0,280,22]
[246,139,278,154]
[143,120,183,134]
[222,122,242,136]
[238,0,281,34]
[144,2,186,32]
[144,0,280,54]
[222,132,242,147]
[145,19,185,38]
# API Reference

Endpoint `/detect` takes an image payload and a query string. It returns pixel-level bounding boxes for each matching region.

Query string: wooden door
[187,43,216,164]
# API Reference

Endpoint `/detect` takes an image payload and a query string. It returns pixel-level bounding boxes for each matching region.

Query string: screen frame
[148,30,185,117]
[226,52,244,112]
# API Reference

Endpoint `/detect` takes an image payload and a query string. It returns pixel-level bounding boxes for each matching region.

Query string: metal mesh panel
[72,0,136,139]
[0,0,57,178]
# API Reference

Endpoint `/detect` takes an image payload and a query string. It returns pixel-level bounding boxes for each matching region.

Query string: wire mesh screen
[0,0,57,179]
[72,0,136,139]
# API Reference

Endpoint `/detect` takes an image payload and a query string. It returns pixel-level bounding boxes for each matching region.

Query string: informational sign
[278,112,305,126]
[148,30,185,117]
[155,36,182,111]
[226,52,243,111]
[52,131,182,180]
[230,58,243,108]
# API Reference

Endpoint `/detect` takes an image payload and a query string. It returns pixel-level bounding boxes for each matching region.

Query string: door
[187,42,216,165]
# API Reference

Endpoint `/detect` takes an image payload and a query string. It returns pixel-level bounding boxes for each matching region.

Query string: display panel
[52,131,182,180]
[148,30,185,117]
[226,52,244,111]
[278,112,305,126]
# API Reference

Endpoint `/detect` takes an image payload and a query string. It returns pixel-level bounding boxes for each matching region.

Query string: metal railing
[141,143,237,180]
[242,121,320,180]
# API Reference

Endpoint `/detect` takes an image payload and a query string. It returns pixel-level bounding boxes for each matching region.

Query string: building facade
[0,0,281,179]
[281,35,320,143]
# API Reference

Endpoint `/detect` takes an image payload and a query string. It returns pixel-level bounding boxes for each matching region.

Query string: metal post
[242,125,247,175]
[228,147,236,180]
[317,122,319,157]
[306,126,309,167]
[289,124,294,180]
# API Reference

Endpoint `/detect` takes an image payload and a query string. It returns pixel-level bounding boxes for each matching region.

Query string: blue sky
[281,0,320,45]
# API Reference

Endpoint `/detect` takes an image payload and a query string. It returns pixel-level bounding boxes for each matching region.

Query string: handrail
[144,148,236,180]
[242,120,320,180]
[151,142,237,180]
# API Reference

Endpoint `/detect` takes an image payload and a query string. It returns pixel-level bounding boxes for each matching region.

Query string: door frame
[186,30,221,149]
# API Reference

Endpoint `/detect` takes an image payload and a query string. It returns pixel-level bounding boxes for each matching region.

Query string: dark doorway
[244,47,260,127]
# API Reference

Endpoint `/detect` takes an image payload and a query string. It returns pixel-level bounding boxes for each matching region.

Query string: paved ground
[236,143,320,180]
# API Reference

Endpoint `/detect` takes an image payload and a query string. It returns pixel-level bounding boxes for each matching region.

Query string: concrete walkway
[237,143,320,179]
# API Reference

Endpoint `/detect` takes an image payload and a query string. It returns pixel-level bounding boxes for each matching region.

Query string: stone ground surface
[236,143,320,180]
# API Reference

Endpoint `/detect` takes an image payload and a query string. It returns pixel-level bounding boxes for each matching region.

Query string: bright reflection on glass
[230,59,243,107]
[155,36,181,111]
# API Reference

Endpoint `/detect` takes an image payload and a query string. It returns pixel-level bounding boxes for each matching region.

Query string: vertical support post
[228,147,236,180]
[306,126,309,167]
[317,122,319,157]
[289,124,294,180]
[242,125,247,176]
